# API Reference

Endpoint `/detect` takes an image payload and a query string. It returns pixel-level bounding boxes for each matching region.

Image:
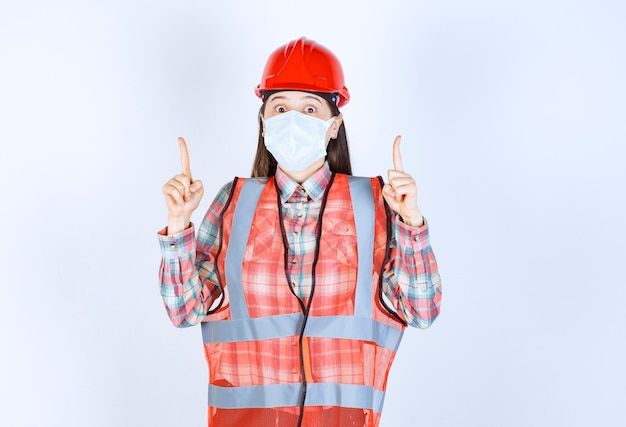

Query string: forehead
[266,91,325,104]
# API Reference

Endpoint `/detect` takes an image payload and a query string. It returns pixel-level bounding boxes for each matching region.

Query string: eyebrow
[303,95,323,104]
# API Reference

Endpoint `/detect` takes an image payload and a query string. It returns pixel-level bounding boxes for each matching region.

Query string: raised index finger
[392,135,404,171]
[178,136,192,179]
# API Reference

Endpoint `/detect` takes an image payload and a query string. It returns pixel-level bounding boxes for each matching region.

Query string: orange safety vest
[201,173,406,427]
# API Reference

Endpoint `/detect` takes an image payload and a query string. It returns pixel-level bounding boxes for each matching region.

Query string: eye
[304,106,316,114]
[274,105,287,113]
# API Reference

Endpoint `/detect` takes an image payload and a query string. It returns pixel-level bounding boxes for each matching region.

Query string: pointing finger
[178,137,192,180]
[392,135,404,172]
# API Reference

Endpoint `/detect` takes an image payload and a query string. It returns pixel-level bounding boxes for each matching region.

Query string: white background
[1,1,625,426]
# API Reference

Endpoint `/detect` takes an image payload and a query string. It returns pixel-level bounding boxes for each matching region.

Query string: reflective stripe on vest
[208,382,386,412]
[202,314,403,351]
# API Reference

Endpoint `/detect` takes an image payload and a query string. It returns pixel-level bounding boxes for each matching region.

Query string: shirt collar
[275,162,332,203]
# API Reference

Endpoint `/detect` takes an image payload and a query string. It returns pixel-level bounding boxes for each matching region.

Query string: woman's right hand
[162,137,204,235]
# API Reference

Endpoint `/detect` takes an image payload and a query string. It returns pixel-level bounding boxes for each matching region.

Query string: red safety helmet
[255,37,350,107]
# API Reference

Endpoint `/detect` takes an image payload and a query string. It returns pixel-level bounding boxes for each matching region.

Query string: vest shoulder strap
[226,177,268,319]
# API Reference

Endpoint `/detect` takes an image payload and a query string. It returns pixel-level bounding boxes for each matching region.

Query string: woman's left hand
[382,135,424,227]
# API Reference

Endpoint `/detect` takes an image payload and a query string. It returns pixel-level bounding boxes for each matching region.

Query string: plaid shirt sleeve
[382,215,442,328]
[157,181,233,327]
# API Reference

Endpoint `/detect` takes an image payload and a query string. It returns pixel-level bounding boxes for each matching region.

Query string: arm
[380,135,442,327]
[158,181,233,327]
[381,215,442,328]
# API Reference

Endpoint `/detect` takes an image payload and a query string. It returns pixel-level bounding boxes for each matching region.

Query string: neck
[279,158,326,184]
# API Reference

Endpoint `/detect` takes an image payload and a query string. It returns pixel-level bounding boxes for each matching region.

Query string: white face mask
[263,110,336,172]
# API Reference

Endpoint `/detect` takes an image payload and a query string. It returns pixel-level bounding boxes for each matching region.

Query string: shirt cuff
[395,215,431,251]
[157,223,196,259]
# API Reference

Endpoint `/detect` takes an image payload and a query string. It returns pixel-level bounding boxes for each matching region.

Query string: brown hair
[250,98,352,178]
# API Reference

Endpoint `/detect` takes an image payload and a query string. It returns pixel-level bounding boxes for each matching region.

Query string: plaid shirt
[159,163,441,328]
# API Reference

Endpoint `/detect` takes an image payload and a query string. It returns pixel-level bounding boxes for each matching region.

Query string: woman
[159,37,442,427]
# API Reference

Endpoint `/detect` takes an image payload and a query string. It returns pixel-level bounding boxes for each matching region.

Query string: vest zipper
[274,173,335,427]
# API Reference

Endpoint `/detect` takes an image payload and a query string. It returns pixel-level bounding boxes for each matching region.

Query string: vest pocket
[246,220,280,260]
[320,226,358,267]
